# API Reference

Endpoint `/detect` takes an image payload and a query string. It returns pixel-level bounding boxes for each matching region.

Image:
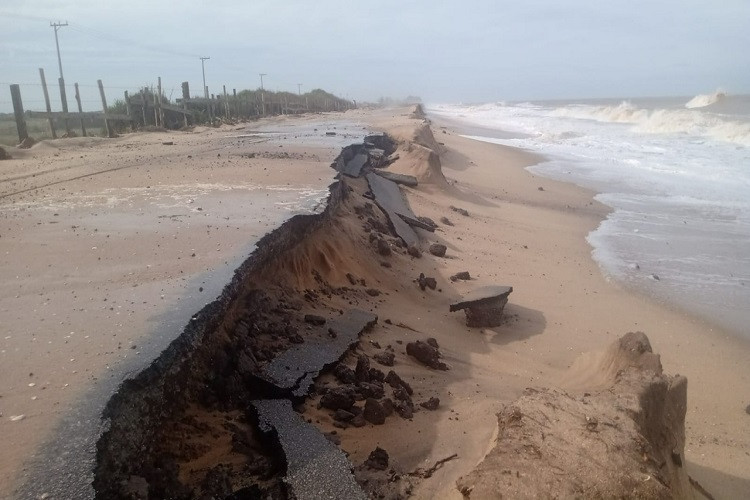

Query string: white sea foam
[429,96,750,337]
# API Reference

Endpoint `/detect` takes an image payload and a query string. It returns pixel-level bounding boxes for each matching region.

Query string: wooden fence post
[140,88,148,126]
[58,77,71,134]
[181,81,190,128]
[223,85,229,118]
[152,86,158,126]
[74,83,87,136]
[38,68,57,139]
[157,77,164,127]
[9,84,28,143]
[97,79,113,138]
[124,91,135,131]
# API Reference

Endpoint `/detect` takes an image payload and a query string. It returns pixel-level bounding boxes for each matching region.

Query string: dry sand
[1,107,749,499]
[0,115,365,497]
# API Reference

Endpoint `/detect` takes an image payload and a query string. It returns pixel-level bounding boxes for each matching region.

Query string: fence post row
[7,77,356,143]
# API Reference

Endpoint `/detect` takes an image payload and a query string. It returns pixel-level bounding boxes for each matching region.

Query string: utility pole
[200,56,210,98]
[50,21,70,133]
[259,73,266,116]
[297,83,302,96]
[51,21,67,80]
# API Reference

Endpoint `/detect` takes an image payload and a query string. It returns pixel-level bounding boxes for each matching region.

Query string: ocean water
[429,93,750,338]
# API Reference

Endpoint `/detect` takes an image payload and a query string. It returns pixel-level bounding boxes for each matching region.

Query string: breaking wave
[552,100,750,146]
[685,90,725,109]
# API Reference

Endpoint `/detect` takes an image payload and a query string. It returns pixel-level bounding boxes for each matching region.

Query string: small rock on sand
[363,398,386,425]
[364,447,389,470]
[334,364,356,384]
[369,367,385,382]
[417,273,437,291]
[407,245,422,258]
[385,370,413,395]
[320,387,355,411]
[304,314,326,325]
[440,216,454,226]
[420,397,440,411]
[373,351,395,367]
[406,340,449,370]
[450,271,471,281]
[355,355,371,383]
[377,239,391,256]
[334,409,355,422]
[429,243,447,257]
[450,206,469,217]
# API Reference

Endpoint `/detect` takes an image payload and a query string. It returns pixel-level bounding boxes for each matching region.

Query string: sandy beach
[1,107,749,499]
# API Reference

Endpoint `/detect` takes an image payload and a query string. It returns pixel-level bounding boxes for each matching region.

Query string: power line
[66,23,199,59]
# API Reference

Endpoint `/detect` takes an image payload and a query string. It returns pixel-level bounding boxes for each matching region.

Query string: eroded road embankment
[94,136,415,498]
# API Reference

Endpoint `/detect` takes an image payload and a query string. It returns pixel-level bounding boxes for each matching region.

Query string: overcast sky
[1,0,748,111]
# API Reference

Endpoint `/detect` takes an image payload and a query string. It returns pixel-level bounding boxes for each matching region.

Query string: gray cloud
[1,0,747,109]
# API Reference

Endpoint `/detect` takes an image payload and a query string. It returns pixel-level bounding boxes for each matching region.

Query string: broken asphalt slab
[262,309,378,397]
[449,285,513,312]
[374,170,419,187]
[450,285,513,327]
[366,172,419,248]
[253,399,368,500]
[342,153,369,177]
